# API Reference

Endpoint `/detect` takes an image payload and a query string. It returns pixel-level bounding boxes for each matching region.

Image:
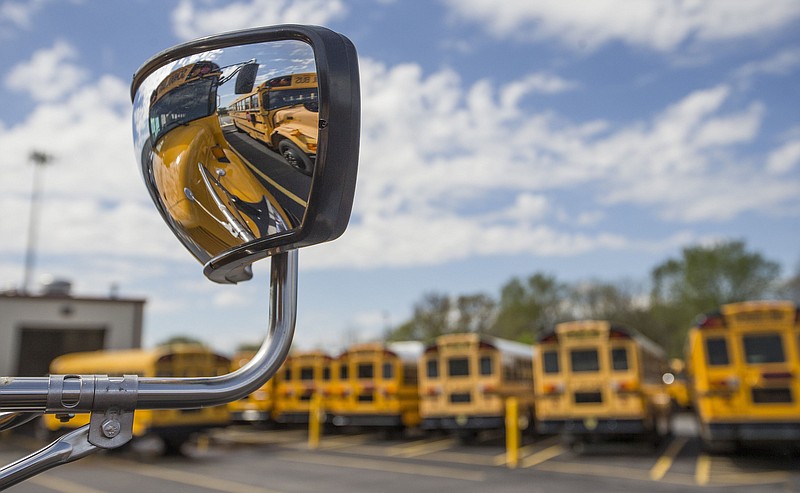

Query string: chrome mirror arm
[0,251,298,489]
[0,425,98,490]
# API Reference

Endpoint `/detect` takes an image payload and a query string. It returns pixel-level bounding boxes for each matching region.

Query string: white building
[0,284,145,377]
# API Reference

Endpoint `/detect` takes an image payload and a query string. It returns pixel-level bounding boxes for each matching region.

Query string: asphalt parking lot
[1,414,798,493]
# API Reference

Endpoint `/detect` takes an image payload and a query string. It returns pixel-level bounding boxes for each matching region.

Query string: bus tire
[278,139,314,176]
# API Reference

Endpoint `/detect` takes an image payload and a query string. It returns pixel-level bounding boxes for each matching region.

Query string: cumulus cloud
[298,58,799,270]
[0,45,187,291]
[171,0,347,40]
[5,40,88,102]
[441,0,800,52]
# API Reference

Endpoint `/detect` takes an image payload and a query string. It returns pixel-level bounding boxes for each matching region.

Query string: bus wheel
[278,140,313,176]
[233,122,243,133]
[456,430,478,445]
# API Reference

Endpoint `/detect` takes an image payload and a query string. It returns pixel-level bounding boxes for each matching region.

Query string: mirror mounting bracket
[0,251,297,489]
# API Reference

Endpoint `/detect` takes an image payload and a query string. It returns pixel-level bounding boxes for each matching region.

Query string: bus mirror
[234,62,259,94]
[131,26,359,283]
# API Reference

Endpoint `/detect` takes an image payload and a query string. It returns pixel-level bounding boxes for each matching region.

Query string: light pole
[22,151,53,294]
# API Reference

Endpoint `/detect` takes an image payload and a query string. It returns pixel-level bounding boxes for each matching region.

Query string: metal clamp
[87,375,138,449]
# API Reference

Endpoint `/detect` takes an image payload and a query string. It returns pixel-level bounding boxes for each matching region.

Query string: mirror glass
[132,40,317,264]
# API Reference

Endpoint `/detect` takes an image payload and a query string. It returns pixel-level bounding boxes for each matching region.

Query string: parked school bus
[42,345,231,453]
[419,333,535,442]
[686,300,800,450]
[328,341,423,431]
[228,351,275,425]
[534,321,672,448]
[229,72,319,175]
[272,350,332,424]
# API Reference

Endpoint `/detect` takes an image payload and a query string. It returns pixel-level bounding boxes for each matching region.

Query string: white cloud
[299,59,799,270]
[442,0,800,52]
[735,48,800,81]
[0,0,52,35]
[171,0,347,41]
[5,40,88,102]
[767,140,800,175]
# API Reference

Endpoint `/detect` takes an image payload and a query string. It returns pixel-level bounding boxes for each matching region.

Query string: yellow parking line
[520,444,565,468]
[695,453,711,485]
[31,475,109,493]
[226,145,307,207]
[649,436,688,480]
[105,460,283,493]
[275,451,485,482]
[386,437,455,457]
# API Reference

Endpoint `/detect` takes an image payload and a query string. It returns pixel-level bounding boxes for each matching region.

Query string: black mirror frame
[130,25,360,284]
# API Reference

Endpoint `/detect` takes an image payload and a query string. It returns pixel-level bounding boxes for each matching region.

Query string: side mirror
[234,62,259,94]
[131,25,360,283]
[0,26,358,488]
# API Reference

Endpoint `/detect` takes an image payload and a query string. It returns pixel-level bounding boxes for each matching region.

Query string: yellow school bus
[227,351,275,425]
[229,72,318,175]
[534,321,672,448]
[686,300,800,449]
[42,345,230,453]
[419,333,535,442]
[148,61,294,260]
[328,341,423,431]
[272,350,332,424]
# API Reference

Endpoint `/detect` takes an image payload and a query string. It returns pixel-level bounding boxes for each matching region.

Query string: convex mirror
[131,26,359,283]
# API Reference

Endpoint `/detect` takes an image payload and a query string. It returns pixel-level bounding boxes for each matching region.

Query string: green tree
[386,291,496,344]
[489,273,566,343]
[649,240,781,355]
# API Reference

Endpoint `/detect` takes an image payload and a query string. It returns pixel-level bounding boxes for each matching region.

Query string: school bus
[272,350,332,424]
[148,61,295,260]
[227,351,275,425]
[42,345,231,453]
[229,72,318,175]
[419,333,535,442]
[328,341,423,431]
[534,321,672,448]
[686,300,800,449]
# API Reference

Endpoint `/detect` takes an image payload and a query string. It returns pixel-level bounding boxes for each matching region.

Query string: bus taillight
[543,382,564,395]
[611,380,638,393]
[710,376,739,391]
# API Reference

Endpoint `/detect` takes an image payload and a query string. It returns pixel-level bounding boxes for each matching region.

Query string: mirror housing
[234,62,259,94]
[131,25,359,283]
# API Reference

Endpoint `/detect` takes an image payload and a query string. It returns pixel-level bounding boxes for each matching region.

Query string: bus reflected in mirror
[132,40,317,264]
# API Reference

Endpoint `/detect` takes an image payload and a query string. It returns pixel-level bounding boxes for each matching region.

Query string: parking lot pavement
[1,417,798,493]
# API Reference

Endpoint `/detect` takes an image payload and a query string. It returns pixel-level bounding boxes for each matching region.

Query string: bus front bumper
[703,422,800,442]
[330,414,403,428]
[539,418,646,436]
[231,410,271,423]
[421,415,504,431]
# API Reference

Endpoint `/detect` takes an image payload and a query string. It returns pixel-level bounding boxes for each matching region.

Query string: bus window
[300,367,314,381]
[285,368,293,380]
[426,359,438,378]
[705,338,729,366]
[479,356,492,375]
[570,349,599,372]
[611,347,629,371]
[448,357,470,377]
[543,351,559,374]
[339,364,349,380]
[742,334,784,364]
[382,362,393,379]
[323,367,331,381]
[358,363,373,379]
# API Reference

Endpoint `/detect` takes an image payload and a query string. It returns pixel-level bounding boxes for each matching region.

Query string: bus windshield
[149,77,217,143]
[266,88,318,111]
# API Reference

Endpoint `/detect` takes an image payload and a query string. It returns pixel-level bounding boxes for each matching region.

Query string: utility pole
[22,151,53,294]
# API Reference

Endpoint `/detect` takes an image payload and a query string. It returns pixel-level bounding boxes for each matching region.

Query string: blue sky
[1,0,799,355]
